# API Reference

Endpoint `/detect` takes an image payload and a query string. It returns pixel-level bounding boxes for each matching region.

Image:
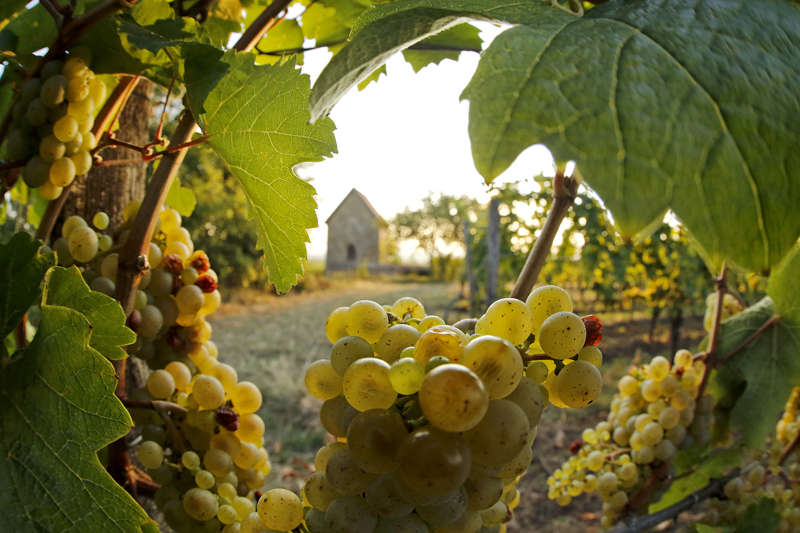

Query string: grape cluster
[62,203,275,533]
[546,349,706,528]
[7,48,104,200]
[703,292,744,332]
[289,286,602,533]
[703,387,800,533]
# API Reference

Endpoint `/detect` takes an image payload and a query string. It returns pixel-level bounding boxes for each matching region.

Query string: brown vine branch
[41,0,66,27]
[720,315,780,365]
[510,171,578,301]
[780,431,800,466]
[608,470,739,533]
[696,264,728,400]
[34,76,140,244]
[122,399,187,415]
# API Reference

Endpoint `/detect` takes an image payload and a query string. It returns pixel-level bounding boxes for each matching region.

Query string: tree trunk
[670,306,683,355]
[649,306,661,346]
[64,80,154,231]
[486,197,500,308]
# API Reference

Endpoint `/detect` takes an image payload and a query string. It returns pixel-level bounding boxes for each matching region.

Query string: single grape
[164,361,191,393]
[346,409,408,473]
[40,75,68,107]
[231,381,262,413]
[138,305,163,338]
[147,369,175,400]
[53,114,79,142]
[374,324,420,363]
[413,325,468,365]
[39,134,66,162]
[137,440,164,469]
[324,495,378,533]
[194,469,215,489]
[305,359,343,401]
[462,335,524,399]
[396,428,471,497]
[50,156,77,187]
[505,377,547,427]
[526,284,573,332]
[325,448,376,495]
[391,296,425,319]
[193,375,225,409]
[325,306,350,343]
[346,300,388,343]
[38,180,63,200]
[212,363,238,392]
[464,399,529,467]
[538,312,586,359]
[342,357,396,411]
[419,363,488,432]
[181,450,201,470]
[388,357,425,394]
[183,488,218,521]
[363,474,414,517]
[578,345,603,367]
[22,156,51,188]
[176,284,204,315]
[476,297,534,345]
[303,471,341,511]
[203,448,233,477]
[70,150,92,175]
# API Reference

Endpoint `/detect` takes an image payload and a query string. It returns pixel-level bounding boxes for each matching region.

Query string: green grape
[5,128,31,160]
[64,132,83,155]
[434,509,482,533]
[193,375,225,409]
[53,114,79,142]
[182,450,201,470]
[330,335,373,375]
[70,150,92,175]
[496,441,533,480]
[325,448,376,495]
[90,276,114,296]
[232,496,254,520]
[89,78,107,105]
[176,284,204,315]
[526,284,573,332]
[314,442,348,471]
[63,57,88,78]
[67,96,94,117]
[67,76,90,102]
[233,442,260,469]
[525,361,549,383]
[554,360,602,408]
[66,225,97,263]
[342,357,396,411]
[92,211,109,230]
[462,335,524,399]
[181,267,199,285]
[217,504,238,525]
[325,306,350,343]
[396,428,471,497]
[138,305,164,338]
[640,422,664,446]
[424,355,450,373]
[346,409,408,473]
[538,312,586,359]
[305,359,343,401]
[419,364,488,432]
[648,355,671,380]
[304,471,341,511]
[505,378,547,427]
[465,475,503,511]
[183,488,219,521]
[391,296,425,319]
[25,98,48,126]
[416,485,468,526]
[414,325,468,365]
[47,102,67,123]
[194,469,215,489]
[137,440,164,469]
[596,471,618,495]
[476,298,534,345]
[654,439,676,461]
[346,300,388,343]
[21,78,43,102]
[324,495,378,533]
[81,131,97,151]
[632,445,655,464]
[41,60,64,80]
[363,475,414,517]
[147,369,175,400]
[578,345,603,367]
[203,449,233,477]
[38,179,63,200]
[40,75,68,107]
[464,400,529,467]
[319,395,358,437]
[374,513,429,533]
[388,357,425,394]
[22,156,50,188]
[374,324,420,363]
[99,252,118,279]
[50,156,76,187]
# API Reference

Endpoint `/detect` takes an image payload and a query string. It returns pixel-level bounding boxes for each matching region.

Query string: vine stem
[695,264,728,400]
[509,171,578,301]
[122,399,187,415]
[780,431,800,465]
[608,470,739,533]
[719,315,779,364]
[34,75,140,243]
[108,0,292,494]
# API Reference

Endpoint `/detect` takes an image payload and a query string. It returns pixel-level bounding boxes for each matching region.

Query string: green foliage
[184,53,337,292]
[0,233,55,339]
[41,267,136,360]
[463,0,800,274]
[401,23,482,72]
[736,499,781,533]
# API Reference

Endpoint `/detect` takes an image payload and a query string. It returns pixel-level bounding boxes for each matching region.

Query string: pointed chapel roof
[326,188,387,225]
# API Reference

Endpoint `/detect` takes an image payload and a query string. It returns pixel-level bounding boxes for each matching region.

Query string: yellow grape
[49,156,76,187]
[53,114,79,142]
[390,296,425,319]
[62,214,87,238]
[476,298,534,345]
[413,325,468,365]
[396,428,471,497]
[183,488,218,521]
[388,356,425,395]
[164,361,191,393]
[303,471,340,511]
[330,336,374,375]
[257,489,304,531]
[231,381,262,414]
[538,312,586,359]
[346,409,408,473]
[92,211,109,230]
[578,345,603,367]
[464,399,529,467]
[70,150,92,175]
[325,306,350,343]
[346,300,388,343]
[374,324,420,363]
[176,284,204,315]
[192,375,225,409]
[648,355,671,380]
[342,358,396,411]
[417,315,445,332]
[212,363,238,392]
[554,360,602,408]
[419,364,488,432]
[526,284,573,332]
[305,359,343,401]
[462,335,524,399]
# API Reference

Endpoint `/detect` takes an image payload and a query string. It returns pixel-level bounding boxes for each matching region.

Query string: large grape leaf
[0,304,154,532]
[0,4,57,58]
[0,0,28,24]
[309,0,553,120]
[0,233,55,339]
[402,23,482,73]
[462,0,800,273]
[41,267,135,360]
[184,52,337,292]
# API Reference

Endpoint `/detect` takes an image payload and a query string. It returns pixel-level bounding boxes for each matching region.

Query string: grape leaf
[130,0,173,25]
[255,19,304,66]
[184,52,337,292]
[0,4,56,58]
[41,267,135,360]
[309,0,552,120]
[357,65,386,90]
[0,233,55,339]
[167,177,197,217]
[0,0,28,23]
[402,23,482,73]
[462,0,800,273]
[0,304,154,532]
[767,244,800,323]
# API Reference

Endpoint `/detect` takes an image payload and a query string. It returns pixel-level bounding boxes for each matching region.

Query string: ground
[209,279,706,532]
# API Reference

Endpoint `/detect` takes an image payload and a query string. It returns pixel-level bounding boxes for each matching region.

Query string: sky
[295,24,557,262]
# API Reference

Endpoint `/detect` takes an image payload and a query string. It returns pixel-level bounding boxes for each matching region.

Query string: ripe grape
[346,300,388,343]
[137,440,164,469]
[462,335,523,399]
[363,475,414,517]
[578,345,603,367]
[176,284,204,315]
[325,306,350,343]
[325,448,377,495]
[526,284,573,332]
[203,448,233,477]
[464,399,529,467]
[374,324,420,363]
[346,409,408,473]
[256,488,304,531]
[193,375,225,409]
[391,296,425,319]
[183,488,218,521]
[388,356,425,394]
[414,325,468,364]
[304,471,341,511]
[146,369,175,399]
[329,335,373,375]
[342,357,396,411]
[138,305,163,338]
[419,363,488,432]
[506,377,547,426]
[22,156,50,188]
[50,156,76,187]
[475,297,534,345]
[396,428,471,497]
[53,114,79,142]
[325,495,378,533]
[538,311,586,359]
[555,360,602,408]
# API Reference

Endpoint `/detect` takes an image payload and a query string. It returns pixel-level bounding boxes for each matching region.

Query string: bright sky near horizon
[295,24,557,262]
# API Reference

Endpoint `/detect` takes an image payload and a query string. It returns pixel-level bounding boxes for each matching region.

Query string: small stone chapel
[325,189,387,272]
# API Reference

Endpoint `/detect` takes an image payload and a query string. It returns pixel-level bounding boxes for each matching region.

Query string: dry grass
[208,279,707,530]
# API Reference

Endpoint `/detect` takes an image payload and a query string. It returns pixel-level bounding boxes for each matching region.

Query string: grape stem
[34,75,141,243]
[510,171,578,301]
[695,264,728,401]
[607,469,740,533]
[779,430,800,465]
[122,398,188,415]
[40,0,66,27]
[604,448,631,461]
[719,315,780,365]
[107,0,293,495]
